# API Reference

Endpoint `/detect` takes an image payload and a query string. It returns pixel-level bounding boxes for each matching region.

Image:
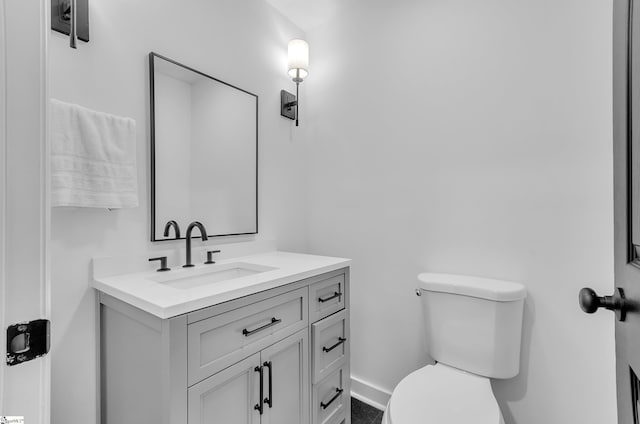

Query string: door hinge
[6,319,50,366]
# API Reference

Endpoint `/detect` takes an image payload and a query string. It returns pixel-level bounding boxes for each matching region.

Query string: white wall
[304,0,616,423]
[49,1,307,423]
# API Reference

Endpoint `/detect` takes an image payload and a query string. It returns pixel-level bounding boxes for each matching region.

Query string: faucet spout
[183,221,208,268]
[163,220,181,239]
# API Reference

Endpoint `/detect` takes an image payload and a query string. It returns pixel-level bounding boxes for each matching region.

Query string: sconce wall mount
[280,90,297,121]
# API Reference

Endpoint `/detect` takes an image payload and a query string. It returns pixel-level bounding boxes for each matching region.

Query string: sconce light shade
[282,39,309,127]
[287,39,309,81]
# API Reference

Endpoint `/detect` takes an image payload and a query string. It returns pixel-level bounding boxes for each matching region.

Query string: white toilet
[382,273,526,424]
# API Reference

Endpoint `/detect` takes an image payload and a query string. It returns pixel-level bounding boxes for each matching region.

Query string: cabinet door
[261,330,310,424]
[188,353,261,424]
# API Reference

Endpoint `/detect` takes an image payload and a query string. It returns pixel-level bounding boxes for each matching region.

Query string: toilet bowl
[381,363,504,424]
[381,273,525,424]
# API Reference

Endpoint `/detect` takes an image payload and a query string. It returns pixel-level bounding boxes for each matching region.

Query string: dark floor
[351,397,383,424]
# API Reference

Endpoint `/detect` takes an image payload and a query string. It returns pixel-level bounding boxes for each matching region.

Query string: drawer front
[312,309,348,384]
[309,274,345,323]
[312,366,348,424]
[188,287,308,386]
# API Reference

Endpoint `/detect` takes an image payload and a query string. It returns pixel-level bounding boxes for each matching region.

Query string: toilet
[382,273,526,424]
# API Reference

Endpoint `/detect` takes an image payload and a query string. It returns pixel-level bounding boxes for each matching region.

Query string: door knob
[578,287,627,321]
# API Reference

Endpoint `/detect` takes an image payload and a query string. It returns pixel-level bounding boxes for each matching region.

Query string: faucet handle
[205,250,221,265]
[149,256,170,272]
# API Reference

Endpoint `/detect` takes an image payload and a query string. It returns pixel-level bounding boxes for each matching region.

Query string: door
[0,0,50,422]
[260,330,309,424]
[583,0,640,422]
[616,0,640,421]
[188,353,262,424]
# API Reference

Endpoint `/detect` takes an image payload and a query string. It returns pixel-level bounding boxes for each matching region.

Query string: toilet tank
[418,273,526,379]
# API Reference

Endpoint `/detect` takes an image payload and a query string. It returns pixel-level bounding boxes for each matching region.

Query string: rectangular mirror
[150,53,258,241]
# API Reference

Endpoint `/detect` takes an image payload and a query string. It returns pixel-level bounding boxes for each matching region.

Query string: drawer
[312,365,348,424]
[312,309,348,383]
[309,274,345,323]
[187,287,308,386]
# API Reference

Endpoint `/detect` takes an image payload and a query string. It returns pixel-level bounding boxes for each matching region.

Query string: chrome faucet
[183,221,208,268]
[163,220,181,239]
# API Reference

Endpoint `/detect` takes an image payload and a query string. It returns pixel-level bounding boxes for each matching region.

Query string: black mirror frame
[149,52,259,242]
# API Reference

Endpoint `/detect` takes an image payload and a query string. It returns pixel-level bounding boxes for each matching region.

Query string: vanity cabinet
[99,267,350,424]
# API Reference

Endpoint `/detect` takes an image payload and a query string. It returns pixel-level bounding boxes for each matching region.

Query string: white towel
[50,99,139,209]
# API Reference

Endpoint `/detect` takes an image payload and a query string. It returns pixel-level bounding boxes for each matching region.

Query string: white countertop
[92,250,351,319]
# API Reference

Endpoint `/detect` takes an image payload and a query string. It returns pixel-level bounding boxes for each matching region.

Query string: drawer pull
[254,365,264,415]
[320,387,344,410]
[322,337,347,353]
[318,292,342,303]
[243,317,282,337]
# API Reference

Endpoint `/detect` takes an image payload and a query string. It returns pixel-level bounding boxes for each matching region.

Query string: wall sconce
[281,39,309,127]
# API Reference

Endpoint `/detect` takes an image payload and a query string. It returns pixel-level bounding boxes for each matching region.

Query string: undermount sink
[149,262,277,290]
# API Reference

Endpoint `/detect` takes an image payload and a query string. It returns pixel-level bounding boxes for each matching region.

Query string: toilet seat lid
[387,363,502,424]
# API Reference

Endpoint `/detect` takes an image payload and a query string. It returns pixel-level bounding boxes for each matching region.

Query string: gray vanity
[93,250,351,424]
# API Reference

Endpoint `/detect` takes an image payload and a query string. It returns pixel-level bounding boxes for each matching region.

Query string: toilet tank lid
[417,273,526,302]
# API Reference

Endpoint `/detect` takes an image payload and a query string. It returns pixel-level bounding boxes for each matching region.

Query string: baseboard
[350,375,391,411]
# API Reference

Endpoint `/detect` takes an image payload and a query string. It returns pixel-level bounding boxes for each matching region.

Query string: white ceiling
[265,0,339,31]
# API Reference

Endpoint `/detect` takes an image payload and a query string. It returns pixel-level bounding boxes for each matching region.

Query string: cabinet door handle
[263,361,273,408]
[322,337,347,353]
[320,388,344,410]
[318,292,342,303]
[254,365,264,415]
[243,317,282,337]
